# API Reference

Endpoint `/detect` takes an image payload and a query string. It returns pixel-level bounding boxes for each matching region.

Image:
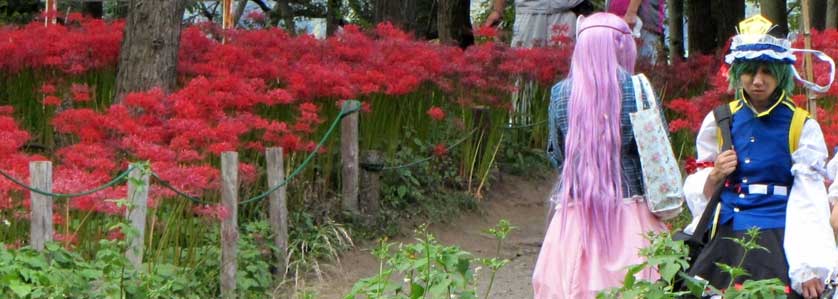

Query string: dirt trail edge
[308,173,555,299]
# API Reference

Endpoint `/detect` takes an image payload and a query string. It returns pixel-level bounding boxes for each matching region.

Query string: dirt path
[306,173,555,299]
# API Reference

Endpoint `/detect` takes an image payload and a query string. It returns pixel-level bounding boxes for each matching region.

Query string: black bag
[677,103,734,267]
[571,0,595,16]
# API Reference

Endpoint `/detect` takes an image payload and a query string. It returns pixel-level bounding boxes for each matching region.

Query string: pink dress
[532,196,667,299]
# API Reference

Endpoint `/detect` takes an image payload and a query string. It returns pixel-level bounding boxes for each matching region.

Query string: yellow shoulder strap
[789,107,809,153]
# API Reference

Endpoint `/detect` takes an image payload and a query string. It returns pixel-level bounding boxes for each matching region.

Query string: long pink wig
[557,12,637,253]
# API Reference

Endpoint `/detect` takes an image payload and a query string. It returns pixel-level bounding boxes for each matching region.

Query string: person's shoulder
[550,78,571,95]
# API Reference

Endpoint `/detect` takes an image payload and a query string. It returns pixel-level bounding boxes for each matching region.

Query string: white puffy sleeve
[784,119,838,293]
[827,154,838,204]
[683,112,719,234]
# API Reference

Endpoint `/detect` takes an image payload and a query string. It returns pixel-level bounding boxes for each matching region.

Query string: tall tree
[759,0,788,36]
[687,0,715,54]
[326,0,341,36]
[713,0,744,46]
[809,0,827,30]
[374,0,420,32]
[668,0,685,60]
[82,0,104,18]
[268,0,296,31]
[437,0,473,48]
[114,0,187,101]
[687,0,744,55]
[233,0,248,27]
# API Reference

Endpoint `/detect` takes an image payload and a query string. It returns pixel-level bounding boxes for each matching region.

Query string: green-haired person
[681,15,836,299]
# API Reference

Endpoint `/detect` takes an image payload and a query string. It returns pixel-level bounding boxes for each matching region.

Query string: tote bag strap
[631,74,645,110]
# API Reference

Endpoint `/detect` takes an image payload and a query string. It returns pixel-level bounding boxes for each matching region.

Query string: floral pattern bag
[629,74,684,220]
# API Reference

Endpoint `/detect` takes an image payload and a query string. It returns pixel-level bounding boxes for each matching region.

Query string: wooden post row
[266,147,288,275]
[220,152,239,299]
[126,163,150,270]
[341,100,361,215]
[29,161,53,251]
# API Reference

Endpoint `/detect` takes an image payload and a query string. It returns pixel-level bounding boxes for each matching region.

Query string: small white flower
[3,219,9,226]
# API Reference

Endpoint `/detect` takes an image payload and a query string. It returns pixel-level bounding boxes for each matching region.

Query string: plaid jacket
[547,71,651,197]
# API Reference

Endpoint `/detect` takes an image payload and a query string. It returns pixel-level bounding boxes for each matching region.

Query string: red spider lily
[245,11,266,23]
[473,25,499,39]
[4,240,22,250]
[43,95,62,106]
[192,204,230,221]
[40,83,57,94]
[54,232,79,248]
[107,227,125,241]
[426,106,445,121]
[432,143,448,157]
[52,213,65,226]
[70,83,91,102]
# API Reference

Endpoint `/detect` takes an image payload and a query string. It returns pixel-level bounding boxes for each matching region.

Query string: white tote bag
[629,74,684,220]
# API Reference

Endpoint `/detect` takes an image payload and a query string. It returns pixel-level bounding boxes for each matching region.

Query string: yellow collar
[738,90,793,117]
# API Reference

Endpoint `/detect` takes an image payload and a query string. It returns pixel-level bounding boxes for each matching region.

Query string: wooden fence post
[341,100,361,215]
[220,152,239,299]
[125,163,150,269]
[266,147,288,275]
[29,161,53,251]
[360,150,382,222]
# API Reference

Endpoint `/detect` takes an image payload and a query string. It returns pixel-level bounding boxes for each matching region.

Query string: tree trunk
[759,0,788,36]
[687,0,716,54]
[114,0,186,102]
[269,0,296,31]
[712,0,744,48]
[233,0,248,27]
[828,0,838,29]
[668,0,685,60]
[437,0,473,48]
[810,0,827,30]
[687,0,744,55]
[82,0,104,18]
[374,0,419,33]
[326,0,341,36]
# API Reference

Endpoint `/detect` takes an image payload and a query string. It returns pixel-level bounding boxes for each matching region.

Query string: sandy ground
[303,173,555,299]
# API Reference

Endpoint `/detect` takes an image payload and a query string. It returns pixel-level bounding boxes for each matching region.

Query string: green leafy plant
[345,219,514,299]
[599,228,788,299]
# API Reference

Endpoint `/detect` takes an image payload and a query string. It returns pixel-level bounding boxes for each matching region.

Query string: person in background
[606,0,664,63]
[483,0,587,47]
[533,13,667,299]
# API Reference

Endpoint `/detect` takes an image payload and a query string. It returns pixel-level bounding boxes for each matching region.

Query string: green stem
[483,270,498,299]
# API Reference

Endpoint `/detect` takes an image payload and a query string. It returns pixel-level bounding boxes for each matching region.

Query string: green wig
[728,61,795,96]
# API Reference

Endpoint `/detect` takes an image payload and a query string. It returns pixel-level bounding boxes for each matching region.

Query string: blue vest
[718,97,796,231]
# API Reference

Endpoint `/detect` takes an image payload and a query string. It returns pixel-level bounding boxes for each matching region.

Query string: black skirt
[687,224,801,299]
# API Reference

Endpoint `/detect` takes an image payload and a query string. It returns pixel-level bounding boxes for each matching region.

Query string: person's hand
[710,149,737,182]
[483,10,502,28]
[623,12,638,28]
[801,277,825,299]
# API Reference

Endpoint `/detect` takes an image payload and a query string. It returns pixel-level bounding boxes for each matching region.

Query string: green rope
[150,172,215,205]
[0,166,134,198]
[372,128,478,171]
[238,100,362,205]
